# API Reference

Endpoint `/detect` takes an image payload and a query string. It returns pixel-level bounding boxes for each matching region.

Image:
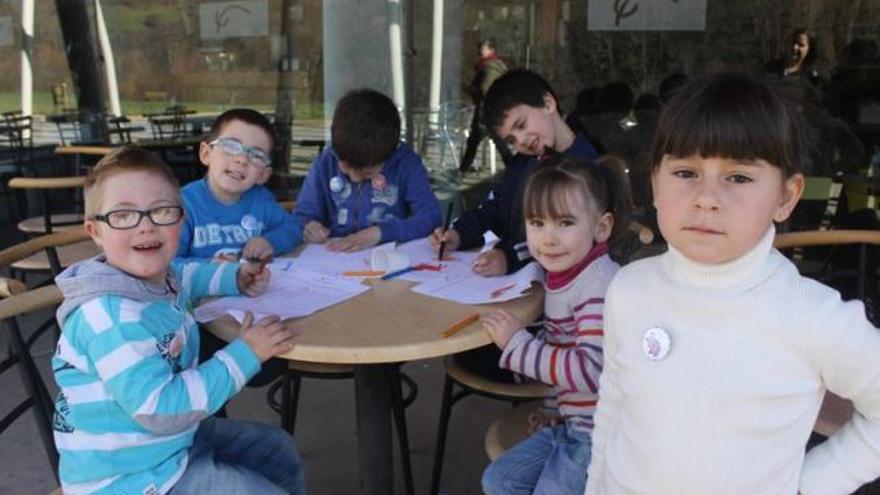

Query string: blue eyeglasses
[209,137,272,167]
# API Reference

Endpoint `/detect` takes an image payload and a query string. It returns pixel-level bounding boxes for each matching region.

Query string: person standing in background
[459,38,511,173]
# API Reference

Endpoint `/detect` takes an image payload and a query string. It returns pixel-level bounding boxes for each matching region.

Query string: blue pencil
[381,266,417,280]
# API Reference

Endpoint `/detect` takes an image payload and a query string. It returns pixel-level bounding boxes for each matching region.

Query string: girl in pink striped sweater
[480,154,633,495]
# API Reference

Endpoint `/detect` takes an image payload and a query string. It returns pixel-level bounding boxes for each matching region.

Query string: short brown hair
[524,154,633,250]
[331,89,401,169]
[85,145,180,217]
[206,108,276,148]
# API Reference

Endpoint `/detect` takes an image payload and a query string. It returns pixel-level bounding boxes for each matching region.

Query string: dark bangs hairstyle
[650,72,810,178]
[331,88,401,169]
[523,154,633,249]
[482,69,558,134]
[207,108,276,147]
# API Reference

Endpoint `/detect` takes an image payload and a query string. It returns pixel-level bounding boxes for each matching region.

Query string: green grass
[0,91,324,120]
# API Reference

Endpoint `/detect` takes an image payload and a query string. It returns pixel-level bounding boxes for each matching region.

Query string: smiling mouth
[133,241,162,251]
[225,170,245,180]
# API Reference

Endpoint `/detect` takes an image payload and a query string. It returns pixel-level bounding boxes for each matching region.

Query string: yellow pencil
[441,313,480,338]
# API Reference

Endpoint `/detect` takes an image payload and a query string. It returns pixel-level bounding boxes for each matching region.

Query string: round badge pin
[642,327,671,361]
[240,214,258,231]
[330,176,344,193]
[372,173,387,191]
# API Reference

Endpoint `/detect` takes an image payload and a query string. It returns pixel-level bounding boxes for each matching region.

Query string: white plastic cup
[371,249,410,271]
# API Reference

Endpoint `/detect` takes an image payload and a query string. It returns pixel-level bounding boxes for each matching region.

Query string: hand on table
[239,312,296,362]
[237,261,270,297]
[473,248,507,277]
[241,236,274,262]
[326,226,382,252]
[304,221,330,244]
[480,308,523,350]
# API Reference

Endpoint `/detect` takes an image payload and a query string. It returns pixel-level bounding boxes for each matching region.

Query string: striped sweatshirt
[52,257,260,495]
[500,244,619,433]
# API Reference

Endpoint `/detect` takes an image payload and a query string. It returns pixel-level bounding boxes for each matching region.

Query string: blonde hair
[84,146,180,217]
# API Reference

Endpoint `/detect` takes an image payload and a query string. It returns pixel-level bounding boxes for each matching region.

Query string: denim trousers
[482,423,591,495]
[169,417,306,494]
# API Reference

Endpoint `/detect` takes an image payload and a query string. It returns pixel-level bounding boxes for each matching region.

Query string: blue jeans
[482,423,591,495]
[169,418,306,495]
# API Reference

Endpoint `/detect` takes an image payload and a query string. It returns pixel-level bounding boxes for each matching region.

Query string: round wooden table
[206,277,544,495]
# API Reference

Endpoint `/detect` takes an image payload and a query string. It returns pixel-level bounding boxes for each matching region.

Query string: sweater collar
[661,225,779,291]
[546,242,609,290]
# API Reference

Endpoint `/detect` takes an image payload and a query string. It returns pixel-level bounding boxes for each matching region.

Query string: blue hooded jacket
[294,143,442,243]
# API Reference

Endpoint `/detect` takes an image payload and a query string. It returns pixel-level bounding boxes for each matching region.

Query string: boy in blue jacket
[295,88,441,252]
[53,146,305,494]
[429,69,599,275]
[177,108,302,262]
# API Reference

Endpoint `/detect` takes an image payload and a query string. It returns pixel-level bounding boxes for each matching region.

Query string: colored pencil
[441,313,480,338]
[380,266,417,280]
[343,270,386,277]
[437,202,454,261]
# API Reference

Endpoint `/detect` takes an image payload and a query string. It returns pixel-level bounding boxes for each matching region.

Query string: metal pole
[388,0,405,116]
[428,0,444,129]
[403,0,415,145]
[21,0,34,117]
[95,0,121,117]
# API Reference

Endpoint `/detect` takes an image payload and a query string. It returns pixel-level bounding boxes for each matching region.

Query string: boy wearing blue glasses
[294,88,441,252]
[53,146,306,494]
[176,108,302,262]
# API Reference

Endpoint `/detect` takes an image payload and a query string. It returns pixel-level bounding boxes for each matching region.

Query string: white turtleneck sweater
[586,227,880,495]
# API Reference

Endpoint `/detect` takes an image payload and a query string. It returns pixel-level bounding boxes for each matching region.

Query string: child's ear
[595,212,614,243]
[198,141,212,166]
[542,93,558,114]
[83,220,103,247]
[773,173,805,223]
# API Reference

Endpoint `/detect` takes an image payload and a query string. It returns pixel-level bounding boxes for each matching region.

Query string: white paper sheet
[411,261,544,305]
[194,263,371,323]
[288,242,396,277]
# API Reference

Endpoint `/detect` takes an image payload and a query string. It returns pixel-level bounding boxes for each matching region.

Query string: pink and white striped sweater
[499,249,619,433]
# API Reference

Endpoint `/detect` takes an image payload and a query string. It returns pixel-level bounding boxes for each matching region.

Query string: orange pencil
[441,313,480,338]
[343,270,386,277]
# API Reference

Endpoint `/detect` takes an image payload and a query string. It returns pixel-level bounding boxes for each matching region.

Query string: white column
[96,0,121,116]
[428,0,444,129]
[21,0,34,116]
[388,0,405,116]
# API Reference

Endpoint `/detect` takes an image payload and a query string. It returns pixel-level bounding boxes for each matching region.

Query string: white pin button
[330,176,344,193]
[642,327,671,361]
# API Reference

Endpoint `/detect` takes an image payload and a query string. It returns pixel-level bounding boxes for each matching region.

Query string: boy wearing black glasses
[176,108,302,262]
[53,146,306,494]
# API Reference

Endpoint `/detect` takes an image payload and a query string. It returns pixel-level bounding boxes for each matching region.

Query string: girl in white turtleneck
[586,73,880,495]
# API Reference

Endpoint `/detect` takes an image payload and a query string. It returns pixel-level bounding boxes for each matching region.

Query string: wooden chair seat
[18,213,85,234]
[444,355,553,399]
[10,239,99,272]
[484,401,543,461]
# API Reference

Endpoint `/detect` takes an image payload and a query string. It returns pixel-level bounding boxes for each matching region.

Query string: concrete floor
[1,318,513,495]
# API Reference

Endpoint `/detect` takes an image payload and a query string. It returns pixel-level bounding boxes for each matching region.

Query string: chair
[0,283,63,482]
[484,400,543,461]
[429,355,553,494]
[8,176,86,236]
[1,228,93,284]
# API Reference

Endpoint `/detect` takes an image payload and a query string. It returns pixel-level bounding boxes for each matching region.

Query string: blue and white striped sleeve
[79,296,260,434]
[173,259,240,302]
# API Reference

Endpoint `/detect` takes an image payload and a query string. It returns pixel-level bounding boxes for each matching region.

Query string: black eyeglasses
[92,206,184,230]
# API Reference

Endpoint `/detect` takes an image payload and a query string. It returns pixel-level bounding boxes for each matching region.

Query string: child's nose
[694,180,722,210]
